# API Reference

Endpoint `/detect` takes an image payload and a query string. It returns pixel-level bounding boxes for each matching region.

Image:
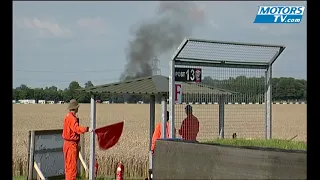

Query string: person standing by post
[148,111,175,180]
[62,99,93,180]
[179,105,199,141]
[151,111,172,153]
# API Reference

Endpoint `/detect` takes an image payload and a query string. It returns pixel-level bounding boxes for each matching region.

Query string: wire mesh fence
[175,39,282,64]
[170,38,285,141]
[174,66,266,141]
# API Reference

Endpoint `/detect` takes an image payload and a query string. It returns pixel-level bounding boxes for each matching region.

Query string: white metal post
[89,96,96,180]
[149,95,155,172]
[169,59,175,138]
[218,96,225,139]
[27,131,35,180]
[149,95,156,148]
[265,66,272,139]
[161,95,167,139]
[169,38,187,138]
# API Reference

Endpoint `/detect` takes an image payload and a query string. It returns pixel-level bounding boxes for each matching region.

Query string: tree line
[192,76,306,103]
[12,76,307,103]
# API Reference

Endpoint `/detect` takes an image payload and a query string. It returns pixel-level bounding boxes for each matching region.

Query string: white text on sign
[175,83,182,104]
[253,6,305,24]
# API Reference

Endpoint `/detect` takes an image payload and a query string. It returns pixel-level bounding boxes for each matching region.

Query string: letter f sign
[175,83,182,104]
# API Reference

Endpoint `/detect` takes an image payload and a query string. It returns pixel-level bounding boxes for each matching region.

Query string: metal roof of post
[172,38,285,69]
[78,75,237,95]
[79,75,168,94]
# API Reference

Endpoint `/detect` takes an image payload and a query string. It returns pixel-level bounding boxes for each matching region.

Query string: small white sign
[175,83,182,104]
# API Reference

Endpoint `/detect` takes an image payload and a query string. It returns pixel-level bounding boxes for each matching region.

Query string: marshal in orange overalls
[151,111,176,152]
[62,99,89,180]
[151,121,170,152]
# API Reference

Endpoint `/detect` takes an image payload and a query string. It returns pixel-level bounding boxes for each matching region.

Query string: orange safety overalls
[151,122,177,152]
[151,122,170,152]
[62,112,88,180]
[150,122,175,180]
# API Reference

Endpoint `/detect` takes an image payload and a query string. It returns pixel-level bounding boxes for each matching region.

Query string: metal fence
[169,38,285,141]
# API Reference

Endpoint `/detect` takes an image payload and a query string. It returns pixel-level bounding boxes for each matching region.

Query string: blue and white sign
[254,6,305,24]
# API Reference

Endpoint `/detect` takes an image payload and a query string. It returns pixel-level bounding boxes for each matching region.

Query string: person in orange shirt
[148,111,174,180]
[62,99,92,180]
[151,111,175,153]
[179,105,199,141]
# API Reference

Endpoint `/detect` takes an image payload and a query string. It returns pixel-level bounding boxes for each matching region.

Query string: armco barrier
[153,139,306,180]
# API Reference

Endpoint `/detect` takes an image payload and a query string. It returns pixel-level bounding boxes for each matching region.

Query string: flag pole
[89,95,96,180]
[161,95,167,139]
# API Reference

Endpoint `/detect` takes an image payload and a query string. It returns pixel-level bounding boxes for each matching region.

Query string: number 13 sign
[175,67,202,83]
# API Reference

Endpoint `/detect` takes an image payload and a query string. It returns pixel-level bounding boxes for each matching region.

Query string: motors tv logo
[254,6,305,23]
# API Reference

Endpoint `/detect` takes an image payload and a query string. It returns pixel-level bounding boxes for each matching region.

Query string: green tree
[66,81,82,102]
[33,88,45,101]
[62,88,72,102]
[12,77,307,103]
[13,89,19,100]
[85,81,94,88]
[76,81,94,103]
[16,84,29,99]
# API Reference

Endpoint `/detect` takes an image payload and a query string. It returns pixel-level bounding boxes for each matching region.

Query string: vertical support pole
[218,95,225,139]
[149,95,156,150]
[265,66,272,139]
[161,95,167,139]
[264,71,267,139]
[80,134,85,177]
[149,95,155,173]
[28,131,35,180]
[89,96,96,180]
[27,131,31,178]
[169,38,187,139]
[169,59,175,138]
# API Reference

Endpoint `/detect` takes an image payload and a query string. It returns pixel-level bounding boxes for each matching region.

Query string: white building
[47,101,55,104]
[18,100,28,104]
[18,99,36,104]
[38,100,46,104]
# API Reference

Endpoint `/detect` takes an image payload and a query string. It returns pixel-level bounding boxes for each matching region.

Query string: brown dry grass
[12,104,306,177]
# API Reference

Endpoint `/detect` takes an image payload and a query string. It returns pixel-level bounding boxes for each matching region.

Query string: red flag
[94,121,124,150]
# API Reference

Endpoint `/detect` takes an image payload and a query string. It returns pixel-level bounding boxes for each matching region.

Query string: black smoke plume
[120,1,206,81]
[119,2,206,103]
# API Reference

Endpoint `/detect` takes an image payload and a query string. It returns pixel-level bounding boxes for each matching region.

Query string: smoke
[120,1,206,81]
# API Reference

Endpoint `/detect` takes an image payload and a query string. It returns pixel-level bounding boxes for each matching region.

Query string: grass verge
[202,138,306,150]
[13,155,148,178]
[13,176,24,180]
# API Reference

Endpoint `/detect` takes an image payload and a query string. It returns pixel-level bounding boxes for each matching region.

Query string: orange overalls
[62,112,88,180]
[150,122,175,180]
[179,114,199,141]
[151,122,176,152]
[151,122,169,152]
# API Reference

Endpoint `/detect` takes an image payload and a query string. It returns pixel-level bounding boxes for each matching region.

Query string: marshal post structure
[168,38,285,140]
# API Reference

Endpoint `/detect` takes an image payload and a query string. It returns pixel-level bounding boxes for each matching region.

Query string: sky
[13,1,307,90]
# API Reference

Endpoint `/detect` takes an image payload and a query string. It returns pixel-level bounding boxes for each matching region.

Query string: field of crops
[12,104,306,177]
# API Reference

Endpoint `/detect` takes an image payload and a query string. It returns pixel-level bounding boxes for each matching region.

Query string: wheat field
[12,104,306,177]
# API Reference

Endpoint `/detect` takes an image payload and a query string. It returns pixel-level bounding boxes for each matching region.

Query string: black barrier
[153,139,306,180]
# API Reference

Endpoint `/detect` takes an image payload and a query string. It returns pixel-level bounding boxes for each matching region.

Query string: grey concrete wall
[153,140,306,180]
